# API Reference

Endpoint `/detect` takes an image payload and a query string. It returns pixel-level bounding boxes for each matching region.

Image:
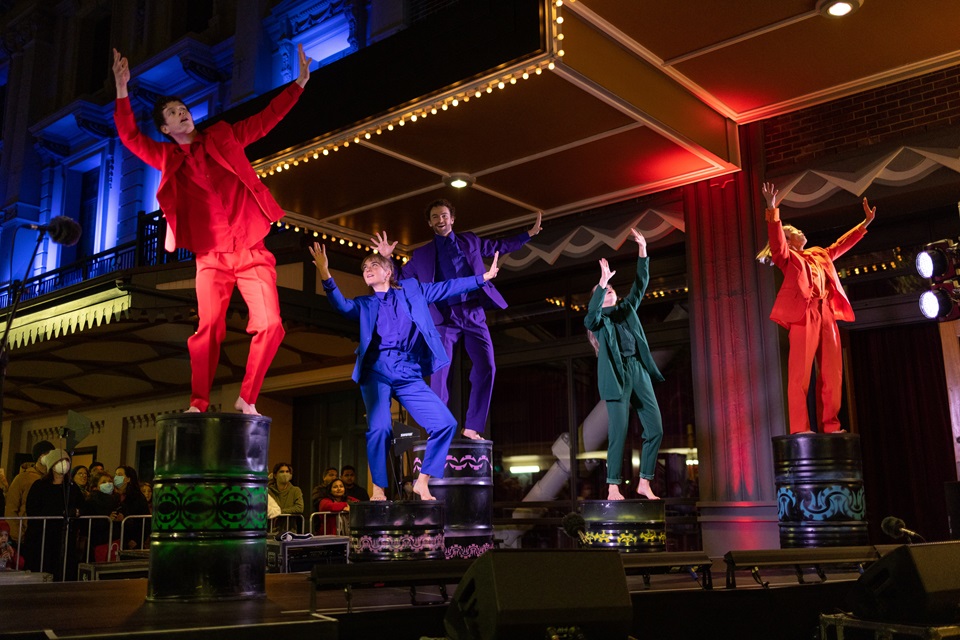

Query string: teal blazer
[584,256,664,401]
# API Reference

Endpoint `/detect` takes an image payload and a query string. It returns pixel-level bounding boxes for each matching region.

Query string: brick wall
[764,63,960,172]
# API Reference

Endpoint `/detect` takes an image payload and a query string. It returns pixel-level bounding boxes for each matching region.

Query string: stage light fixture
[916,239,959,281]
[444,173,475,189]
[919,283,960,321]
[816,0,864,18]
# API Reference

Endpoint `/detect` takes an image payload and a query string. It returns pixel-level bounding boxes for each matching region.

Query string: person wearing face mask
[113,466,151,549]
[81,474,120,561]
[585,229,664,501]
[267,463,304,517]
[22,449,84,580]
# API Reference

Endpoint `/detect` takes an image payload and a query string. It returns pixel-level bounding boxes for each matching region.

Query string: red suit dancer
[112,45,312,415]
[757,182,875,433]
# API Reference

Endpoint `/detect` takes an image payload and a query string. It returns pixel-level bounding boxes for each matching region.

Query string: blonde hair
[756,224,801,266]
[361,254,401,289]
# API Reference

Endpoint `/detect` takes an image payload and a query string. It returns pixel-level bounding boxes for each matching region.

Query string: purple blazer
[401,231,530,324]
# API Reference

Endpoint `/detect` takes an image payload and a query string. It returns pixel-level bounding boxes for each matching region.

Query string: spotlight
[919,283,960,321]
[816,0,864,18]
[916,239,959,281]
[444,173,475,189]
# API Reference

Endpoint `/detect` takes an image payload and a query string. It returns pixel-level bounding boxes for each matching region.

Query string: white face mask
[53,460,71,475]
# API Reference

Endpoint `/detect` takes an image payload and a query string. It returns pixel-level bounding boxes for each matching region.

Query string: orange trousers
[188,246,284,411]
[786,298,843,433]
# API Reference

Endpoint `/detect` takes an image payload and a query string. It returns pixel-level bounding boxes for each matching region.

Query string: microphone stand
[0,229,47,429]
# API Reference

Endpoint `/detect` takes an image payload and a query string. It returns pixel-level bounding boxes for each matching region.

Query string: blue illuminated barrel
[773,433,868,548]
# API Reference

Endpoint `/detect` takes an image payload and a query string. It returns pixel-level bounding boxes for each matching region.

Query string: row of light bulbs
[255,0,568,179]
[272,220,409,263]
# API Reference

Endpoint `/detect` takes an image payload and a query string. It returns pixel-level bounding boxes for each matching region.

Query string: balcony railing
[0,211,192,309]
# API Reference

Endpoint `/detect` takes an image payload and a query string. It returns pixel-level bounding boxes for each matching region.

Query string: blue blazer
[323,275,487,382]
[401,231,530,324]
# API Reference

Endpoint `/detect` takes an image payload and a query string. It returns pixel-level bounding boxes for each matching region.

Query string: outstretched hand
[528,211,543,237]
[630,228,647,257]
[296,43,312,87]
[483,252,500,281]
[370,231,398,258]
[762,182,778,209]
[862,197,876,228]
[309,242,331,280]
[112,48,130,98]
[598,258,616,288]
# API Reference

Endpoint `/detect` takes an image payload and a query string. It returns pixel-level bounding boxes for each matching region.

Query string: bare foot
[185,406,201,413]
[462,428,486,441]
[636,478,659,500]
[607,484,625,500]
[370,486,387,501]
[234,397,260,415]
[413,475,436,501]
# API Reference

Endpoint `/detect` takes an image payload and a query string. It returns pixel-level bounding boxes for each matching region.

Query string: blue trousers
[360,350,457,489]
[430,303,495,433]
[606,356,663,483]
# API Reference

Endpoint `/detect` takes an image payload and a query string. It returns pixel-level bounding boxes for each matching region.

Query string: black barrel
[580,500,666,552]
[413,439,494,559]
[772,433,868,548]
[348,501,445,561]
[148,413,271,600]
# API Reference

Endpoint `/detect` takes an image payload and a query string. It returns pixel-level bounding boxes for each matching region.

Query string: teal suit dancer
[584,229,664,500]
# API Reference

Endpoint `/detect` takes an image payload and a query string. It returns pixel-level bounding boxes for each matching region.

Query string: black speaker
[444,549,633,640]
[850,542,960,624]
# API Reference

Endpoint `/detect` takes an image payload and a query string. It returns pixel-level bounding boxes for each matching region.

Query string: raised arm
[420,253,499,304]
[621,229,650,309]
[112,48,130,99]
[584,259,615,331]
[232,44,311,147]
[310,243,361,321]
[295,42,311,88]
[370,231,398,259]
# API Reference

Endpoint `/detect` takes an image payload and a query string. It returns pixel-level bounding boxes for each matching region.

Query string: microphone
[21,216,82,246]
[881,516,926,542]
[561,512,589,547]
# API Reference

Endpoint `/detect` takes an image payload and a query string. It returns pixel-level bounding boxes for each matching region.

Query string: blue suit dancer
[373,199,541,440]
[310,243,501,500]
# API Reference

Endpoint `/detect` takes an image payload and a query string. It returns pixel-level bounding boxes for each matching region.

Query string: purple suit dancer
[373,199,542,440]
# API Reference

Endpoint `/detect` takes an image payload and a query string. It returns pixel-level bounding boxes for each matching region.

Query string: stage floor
[0,560,863,640]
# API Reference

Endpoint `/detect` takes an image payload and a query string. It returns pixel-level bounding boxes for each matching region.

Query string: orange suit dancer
[756,182,875,433]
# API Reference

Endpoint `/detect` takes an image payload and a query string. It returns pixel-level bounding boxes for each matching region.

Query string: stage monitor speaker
[946,481,960,540]
[444,549,632,640]
[849,542,960,624]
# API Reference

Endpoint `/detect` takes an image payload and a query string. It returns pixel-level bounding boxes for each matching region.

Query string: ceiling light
[817,0,863,18]
[444,173,475,189]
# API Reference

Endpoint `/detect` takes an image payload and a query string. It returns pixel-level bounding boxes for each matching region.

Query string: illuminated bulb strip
[268,220,408,259]
[253,48,562,179]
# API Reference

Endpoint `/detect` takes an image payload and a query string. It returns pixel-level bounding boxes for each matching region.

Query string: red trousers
[786,298,843,433]
[188,247,284,411]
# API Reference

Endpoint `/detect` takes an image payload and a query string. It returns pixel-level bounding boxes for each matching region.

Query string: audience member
[23,449,84,580]
[0,521,24,571]
[317,479,357,535]
[310,466,339,510]
[140,482,153,514]
[340,465,369,501]
[3,440,55,544]
[113,466,151,549]
[267,462,304,515]
[72,466,90,501]
[81,473,120,562]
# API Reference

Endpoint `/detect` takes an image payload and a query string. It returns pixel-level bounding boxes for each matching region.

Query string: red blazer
[766,208,866,328]
[114,83,303,252]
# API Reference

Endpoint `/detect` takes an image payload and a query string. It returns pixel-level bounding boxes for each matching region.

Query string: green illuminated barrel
[148,413,271,600]
[773,433,868,548]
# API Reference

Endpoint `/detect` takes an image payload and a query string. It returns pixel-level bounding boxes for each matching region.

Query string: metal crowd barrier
[308,511,347,536]
[0,514,120,581]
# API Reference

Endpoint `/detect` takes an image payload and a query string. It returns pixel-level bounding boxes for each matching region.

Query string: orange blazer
[766,207,866,328]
